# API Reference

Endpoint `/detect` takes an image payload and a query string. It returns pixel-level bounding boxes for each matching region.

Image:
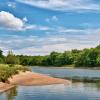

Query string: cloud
[17,0,100,12]
[57,27,86,33]
[46,15,58,23]
[0,11,49,31]
[34,26,50,31]
[0,28,100,55]
[0,11,36,31]
[23,17,28,22]
[7,2,16,8]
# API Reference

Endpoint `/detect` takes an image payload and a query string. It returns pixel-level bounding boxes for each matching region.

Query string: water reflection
[6,87,17,100]
[0,80,99,100]
[0,67,100,100]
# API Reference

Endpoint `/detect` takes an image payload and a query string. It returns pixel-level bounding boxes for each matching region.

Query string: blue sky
[0,0,100,55]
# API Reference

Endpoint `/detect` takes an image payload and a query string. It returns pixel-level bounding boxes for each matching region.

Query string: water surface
[0,67,100,100]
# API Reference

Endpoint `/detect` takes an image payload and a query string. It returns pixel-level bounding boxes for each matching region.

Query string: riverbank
[0,71,71,93]
[0,82,15,93]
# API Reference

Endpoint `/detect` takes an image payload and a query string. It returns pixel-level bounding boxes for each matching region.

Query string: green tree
[0,49,5,64]
[96,54,100,66]
[6,51,20,64]
[75,49,98,67]
[49,52,61,66]
[63,51,73,65]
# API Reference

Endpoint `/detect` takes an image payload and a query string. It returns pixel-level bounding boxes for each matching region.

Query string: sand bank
[0,82,15,93]
[0,71,71,93]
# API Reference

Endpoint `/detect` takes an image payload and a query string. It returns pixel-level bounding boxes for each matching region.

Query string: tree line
[0,45,100,67]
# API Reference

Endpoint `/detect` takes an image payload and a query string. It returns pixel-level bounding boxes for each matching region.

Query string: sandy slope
[0,82,15,93]
[0,71,71,93]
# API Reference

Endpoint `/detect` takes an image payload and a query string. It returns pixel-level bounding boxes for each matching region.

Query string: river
[0,67,100,100]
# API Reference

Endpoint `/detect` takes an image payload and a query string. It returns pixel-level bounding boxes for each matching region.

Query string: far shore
[0,71,71,93]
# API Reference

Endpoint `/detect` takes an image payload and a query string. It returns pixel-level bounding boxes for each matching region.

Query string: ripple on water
[0,83,99,100]
[0,67,100,100]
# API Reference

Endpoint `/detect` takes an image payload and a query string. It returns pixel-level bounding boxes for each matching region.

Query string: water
[0,67,100,100]
[31,67,100,79]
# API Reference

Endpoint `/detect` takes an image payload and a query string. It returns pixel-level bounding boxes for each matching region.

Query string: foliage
[0,49,5,64]
[0,44,100,68]
[0,64,29,83]
[6,51,20,64]
[16,44,100,67]
[0,44,100,83]
[96,54,100,66]
[75,49,98,67]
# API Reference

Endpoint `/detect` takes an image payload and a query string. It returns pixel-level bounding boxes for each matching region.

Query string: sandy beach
[0,71,71,93]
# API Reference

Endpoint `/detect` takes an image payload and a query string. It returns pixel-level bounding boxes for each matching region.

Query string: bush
[0,64,29,83]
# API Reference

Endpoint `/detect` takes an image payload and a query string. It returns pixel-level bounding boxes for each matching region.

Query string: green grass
[0,64,29,83]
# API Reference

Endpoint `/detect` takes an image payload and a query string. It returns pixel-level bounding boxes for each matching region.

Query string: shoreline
[31,66,100,70]
[0,71,71,93]
[0,82,15,93]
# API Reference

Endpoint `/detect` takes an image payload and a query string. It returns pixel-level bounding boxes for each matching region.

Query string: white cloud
[17,0,100,12]
[0,11,24,30]
[46,16,58,23]
[0,28,100,55]
[57,27,86,33]
[23,17,28,22]
[7,2,16,8]
[0,11,32,31]
[0,11,48,31]
[38,26,50,31]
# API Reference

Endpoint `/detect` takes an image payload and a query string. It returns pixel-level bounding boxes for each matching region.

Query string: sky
[0,0,100,55]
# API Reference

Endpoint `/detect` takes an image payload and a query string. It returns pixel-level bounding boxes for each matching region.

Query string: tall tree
[6,51,20,65]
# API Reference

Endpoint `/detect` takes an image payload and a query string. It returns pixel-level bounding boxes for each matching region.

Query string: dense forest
[0,44,100,67]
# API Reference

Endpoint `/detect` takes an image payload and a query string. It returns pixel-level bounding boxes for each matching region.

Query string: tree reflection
[6,86,17,100]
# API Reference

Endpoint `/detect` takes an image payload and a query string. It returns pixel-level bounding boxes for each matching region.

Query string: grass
[0,64,30,83]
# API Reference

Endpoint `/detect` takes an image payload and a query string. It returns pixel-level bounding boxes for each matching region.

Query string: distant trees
[96,54,100,66]
[0,49,5,64]
[19,56,30,65]
[0,44,100,67]
[49,52,62,66]
[16,45,100,67]
[63,51,73,65]
[75,49,97,67]
[0,50,3,57]
[6,51,20,65]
